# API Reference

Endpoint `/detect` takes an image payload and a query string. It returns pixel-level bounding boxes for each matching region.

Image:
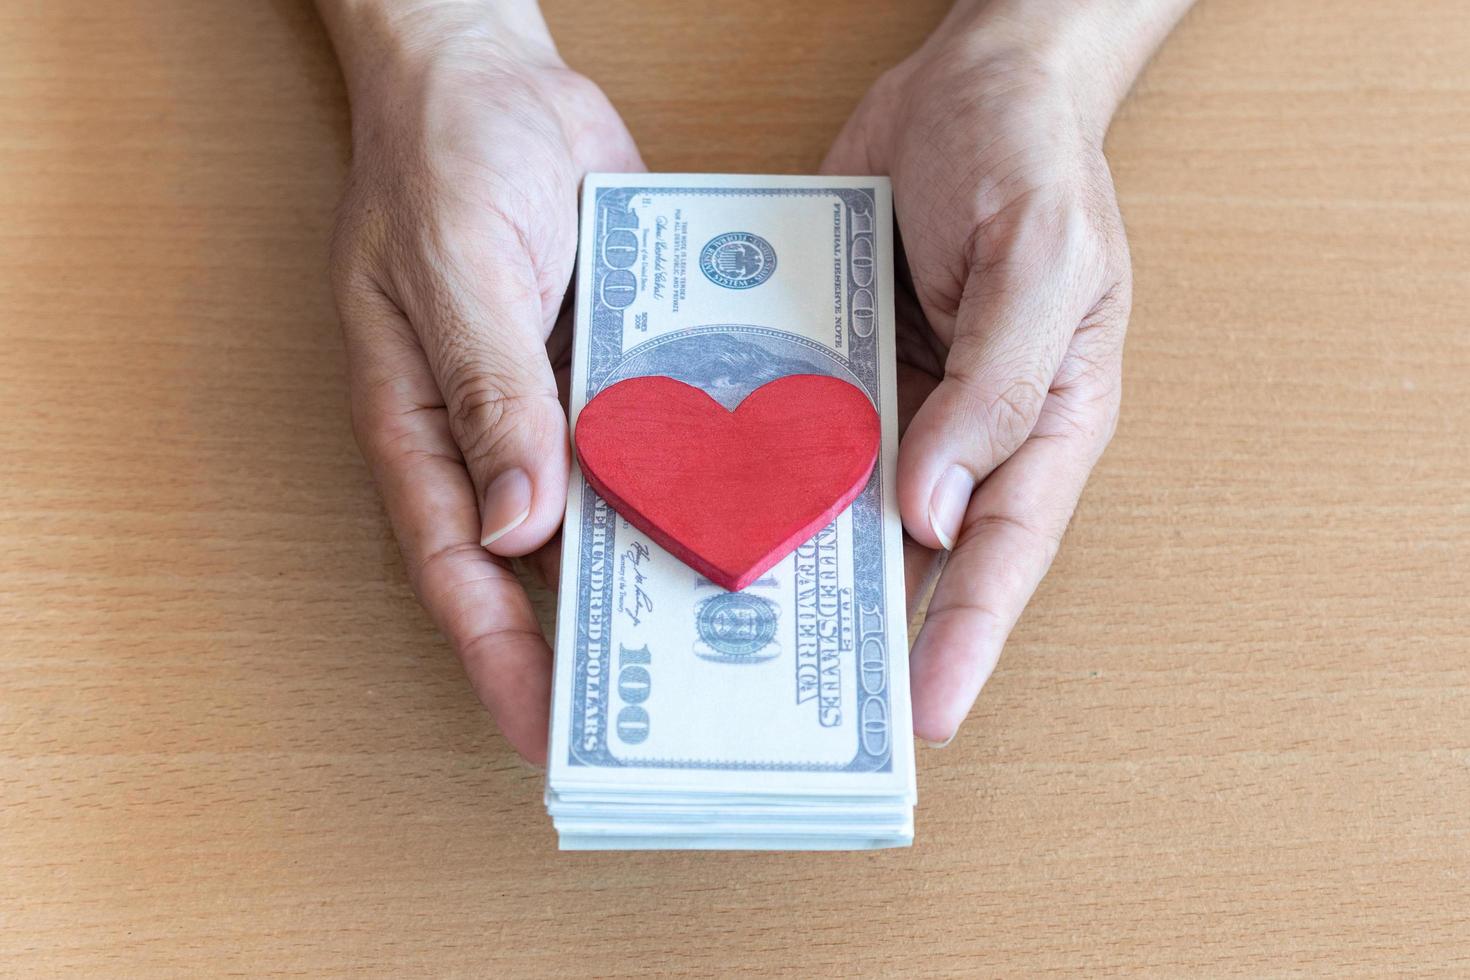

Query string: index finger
[909,338,1121,745]
[340,279,553,764]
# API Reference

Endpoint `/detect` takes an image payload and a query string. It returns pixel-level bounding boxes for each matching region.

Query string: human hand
[824,0,1190,745]
[322,1,642,763]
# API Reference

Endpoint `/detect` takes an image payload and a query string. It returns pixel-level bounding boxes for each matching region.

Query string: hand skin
[825,0,1194,745]
[317,0,1192,764]
[318,0,643,764]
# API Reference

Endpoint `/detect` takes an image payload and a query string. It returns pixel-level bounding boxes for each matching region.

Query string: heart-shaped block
[574,374,880,591]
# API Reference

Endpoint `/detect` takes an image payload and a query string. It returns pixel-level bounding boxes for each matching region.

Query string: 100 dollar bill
[548,174,913,800]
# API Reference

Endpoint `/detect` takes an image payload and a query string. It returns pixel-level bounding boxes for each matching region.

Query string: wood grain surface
[2,0,1466,975]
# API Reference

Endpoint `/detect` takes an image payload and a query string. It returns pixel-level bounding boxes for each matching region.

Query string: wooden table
[3,1,1466,974]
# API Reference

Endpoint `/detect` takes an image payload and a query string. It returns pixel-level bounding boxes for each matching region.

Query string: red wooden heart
[574,374,880,591]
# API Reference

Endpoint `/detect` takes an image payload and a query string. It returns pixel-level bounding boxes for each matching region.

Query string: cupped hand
[824,27,1133,745]
[328,10,642,764]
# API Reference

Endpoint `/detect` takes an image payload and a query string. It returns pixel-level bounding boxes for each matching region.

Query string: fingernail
[927,464,975,551]
[480,468,531,549]
[922,732,957,749]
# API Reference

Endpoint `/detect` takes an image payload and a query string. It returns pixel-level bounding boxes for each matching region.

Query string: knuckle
[348,397,382,458]
[539,67,613,119]
[347,394,425,471]
[1086,274,1133,330]
[968,510,1065,556]
[346,375,400,455]
[1050,374,1121,459]
[443,367,558,467]
[924,597,1011,647]
[982,374,1049,450]
[1063,338,1123,398]
[413,543,523,629]
[413,540,486,600]
[446,367,520,441]
[456,623,547,670]
[943,340,1051,458]
[346,363,448,467]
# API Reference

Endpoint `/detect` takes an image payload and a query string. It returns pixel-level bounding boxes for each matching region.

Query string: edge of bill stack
[546,173,915,850]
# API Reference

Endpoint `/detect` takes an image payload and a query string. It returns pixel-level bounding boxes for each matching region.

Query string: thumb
[410,252,569,559]
[898,229,1098,551]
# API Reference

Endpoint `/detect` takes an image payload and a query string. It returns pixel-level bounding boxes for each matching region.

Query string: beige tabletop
[2,1,1467,975]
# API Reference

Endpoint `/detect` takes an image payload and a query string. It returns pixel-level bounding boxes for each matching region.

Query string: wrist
[317,0,560,108]
[925,0,1192,135]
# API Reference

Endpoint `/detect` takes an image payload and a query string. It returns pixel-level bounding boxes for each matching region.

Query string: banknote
[545,174,914,847]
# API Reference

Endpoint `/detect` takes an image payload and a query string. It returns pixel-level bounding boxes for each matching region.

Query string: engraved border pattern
[568,185,892,773]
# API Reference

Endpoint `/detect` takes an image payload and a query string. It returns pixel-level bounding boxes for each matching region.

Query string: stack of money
[546,174,915,850]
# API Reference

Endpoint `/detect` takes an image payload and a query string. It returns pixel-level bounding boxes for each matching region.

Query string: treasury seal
[695,593,778,661]
[699,231,776,289]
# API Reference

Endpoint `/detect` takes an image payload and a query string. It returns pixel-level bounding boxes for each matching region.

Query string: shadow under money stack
[545,174,916,850]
